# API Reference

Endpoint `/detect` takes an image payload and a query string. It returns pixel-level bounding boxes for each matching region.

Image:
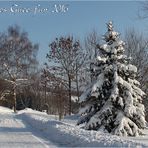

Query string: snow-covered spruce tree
[77,21,146,136]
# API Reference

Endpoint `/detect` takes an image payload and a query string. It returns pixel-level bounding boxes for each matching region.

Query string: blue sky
[0,1,147,66]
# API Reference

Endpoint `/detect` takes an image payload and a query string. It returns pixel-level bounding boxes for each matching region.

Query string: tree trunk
[44,81,49,114]
[68,76,71,115]
[76,68,80,102]
[45,82,47,104]
[13,80,17,113]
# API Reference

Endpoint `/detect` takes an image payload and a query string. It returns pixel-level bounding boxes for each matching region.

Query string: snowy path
[0,109,55,148]
[0,107,147,147]
[18,109,147,147]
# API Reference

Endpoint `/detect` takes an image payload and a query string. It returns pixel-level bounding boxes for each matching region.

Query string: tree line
[0,3,148,120]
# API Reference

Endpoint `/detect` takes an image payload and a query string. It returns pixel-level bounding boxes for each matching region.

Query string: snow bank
[0,106,13,114]
[17,108,147,147]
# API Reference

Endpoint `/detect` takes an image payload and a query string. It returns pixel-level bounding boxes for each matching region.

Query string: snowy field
[0,106,148,147]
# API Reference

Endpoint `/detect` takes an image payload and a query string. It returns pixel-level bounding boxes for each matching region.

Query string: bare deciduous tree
[47,36,85,115]
[138,1,148,19]
[124,28,148,119]
[0,25,38,112]
[84,30,101,83]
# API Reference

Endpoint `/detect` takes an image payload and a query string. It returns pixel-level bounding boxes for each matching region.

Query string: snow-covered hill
[0,106,148,147]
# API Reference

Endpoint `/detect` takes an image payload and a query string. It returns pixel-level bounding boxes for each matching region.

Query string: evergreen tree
[77,21,146,136]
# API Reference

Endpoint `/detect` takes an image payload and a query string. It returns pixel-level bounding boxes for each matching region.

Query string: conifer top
[104,21,119,42]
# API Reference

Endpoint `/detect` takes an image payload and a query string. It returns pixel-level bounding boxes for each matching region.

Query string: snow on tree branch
[77,21,147,137]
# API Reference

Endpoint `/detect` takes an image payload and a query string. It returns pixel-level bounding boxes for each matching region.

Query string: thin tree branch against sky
[0,1,147,66]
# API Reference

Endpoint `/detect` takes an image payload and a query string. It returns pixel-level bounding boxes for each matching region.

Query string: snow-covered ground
[0,107,55,148]
[0,106,148,147]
